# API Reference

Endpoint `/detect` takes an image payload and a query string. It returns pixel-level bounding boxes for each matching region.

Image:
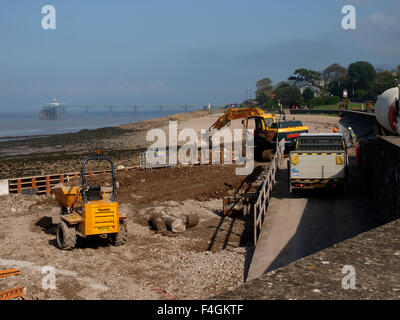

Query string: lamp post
[343,89,348,110]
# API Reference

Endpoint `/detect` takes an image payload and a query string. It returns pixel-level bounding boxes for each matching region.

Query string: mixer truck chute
[375,85,400,136]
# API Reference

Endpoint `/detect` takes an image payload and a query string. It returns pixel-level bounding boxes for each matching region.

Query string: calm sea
[0,106,205,141]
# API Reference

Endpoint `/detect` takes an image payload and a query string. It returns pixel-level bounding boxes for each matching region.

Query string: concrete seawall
[360,136,400,223]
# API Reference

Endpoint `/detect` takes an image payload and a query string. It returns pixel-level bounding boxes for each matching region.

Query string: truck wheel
[56,221,77,250]
[110,220,128,246]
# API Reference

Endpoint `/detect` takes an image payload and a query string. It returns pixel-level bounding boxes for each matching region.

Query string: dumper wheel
[110,220,128,246]
[56,221,77,250]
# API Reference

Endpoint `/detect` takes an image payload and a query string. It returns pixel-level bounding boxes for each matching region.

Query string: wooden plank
[0,286,25,300]
[17,179,21,194]
[0,268,20,278]
[46,176,50,195]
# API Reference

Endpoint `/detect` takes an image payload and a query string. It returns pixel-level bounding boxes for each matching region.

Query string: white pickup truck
[288,133,349,193]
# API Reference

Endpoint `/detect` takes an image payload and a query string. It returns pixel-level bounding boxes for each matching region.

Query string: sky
[0,0,399,111]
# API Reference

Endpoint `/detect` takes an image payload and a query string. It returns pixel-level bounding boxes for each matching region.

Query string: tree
[256,78,273,90]
[255,77,273,97]
[322,63,347,95]
[348,61,376,92]
[354,89,367,101]
[255,77,274,106]
[275,85,302,107]
[372,71,396,96]
[289,68,321,85]
[274,81,290,90]
[256,91,268,106]
[328,76,350,98]
[322,63,347,83]
[302,87,314,103]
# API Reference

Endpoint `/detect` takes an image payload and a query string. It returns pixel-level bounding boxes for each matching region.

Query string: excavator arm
[209,108,268,131]
[209,107,308,147]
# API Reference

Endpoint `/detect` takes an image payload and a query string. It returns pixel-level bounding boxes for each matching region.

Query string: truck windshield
[297,137,344,151]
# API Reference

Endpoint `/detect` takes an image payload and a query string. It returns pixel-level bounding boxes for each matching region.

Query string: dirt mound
[67,164,247,204]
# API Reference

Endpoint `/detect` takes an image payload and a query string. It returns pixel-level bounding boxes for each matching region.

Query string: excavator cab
[244,116,268,143]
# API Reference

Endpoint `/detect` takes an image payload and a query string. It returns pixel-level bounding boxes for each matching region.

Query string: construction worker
[348,127,356,145]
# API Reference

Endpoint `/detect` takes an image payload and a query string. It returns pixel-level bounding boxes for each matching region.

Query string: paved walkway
[247,150,379,281]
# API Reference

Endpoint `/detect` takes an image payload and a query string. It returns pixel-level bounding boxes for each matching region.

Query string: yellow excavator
[209,107,308,160]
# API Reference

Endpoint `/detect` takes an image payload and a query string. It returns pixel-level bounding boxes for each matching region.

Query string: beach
[0,109,222,179]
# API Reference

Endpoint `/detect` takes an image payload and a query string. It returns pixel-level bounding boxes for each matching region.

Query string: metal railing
[253,139,286,246]
[139,147,240,170]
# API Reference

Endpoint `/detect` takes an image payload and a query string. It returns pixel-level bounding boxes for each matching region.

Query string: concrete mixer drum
[375,86,400,135]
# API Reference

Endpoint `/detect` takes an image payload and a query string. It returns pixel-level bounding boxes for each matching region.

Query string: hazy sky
[0,0,399,111]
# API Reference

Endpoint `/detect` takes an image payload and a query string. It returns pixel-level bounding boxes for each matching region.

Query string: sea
[0,105,207,141]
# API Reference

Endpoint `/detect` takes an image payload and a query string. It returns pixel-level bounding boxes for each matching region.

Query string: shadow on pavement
[259,153,386,275]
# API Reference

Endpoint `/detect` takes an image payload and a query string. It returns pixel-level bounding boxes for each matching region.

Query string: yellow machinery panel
[52,184,79,208]
[78,201,120,236]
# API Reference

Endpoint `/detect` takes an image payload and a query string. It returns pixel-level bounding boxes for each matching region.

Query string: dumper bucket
[51,183,79,208]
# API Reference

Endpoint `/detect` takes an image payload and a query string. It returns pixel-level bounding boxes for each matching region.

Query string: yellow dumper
[52,154,127,250]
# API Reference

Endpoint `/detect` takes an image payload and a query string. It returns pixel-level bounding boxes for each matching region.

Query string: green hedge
[310,97,325,106]
[324,96,340,105]
[310,96,340,106]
